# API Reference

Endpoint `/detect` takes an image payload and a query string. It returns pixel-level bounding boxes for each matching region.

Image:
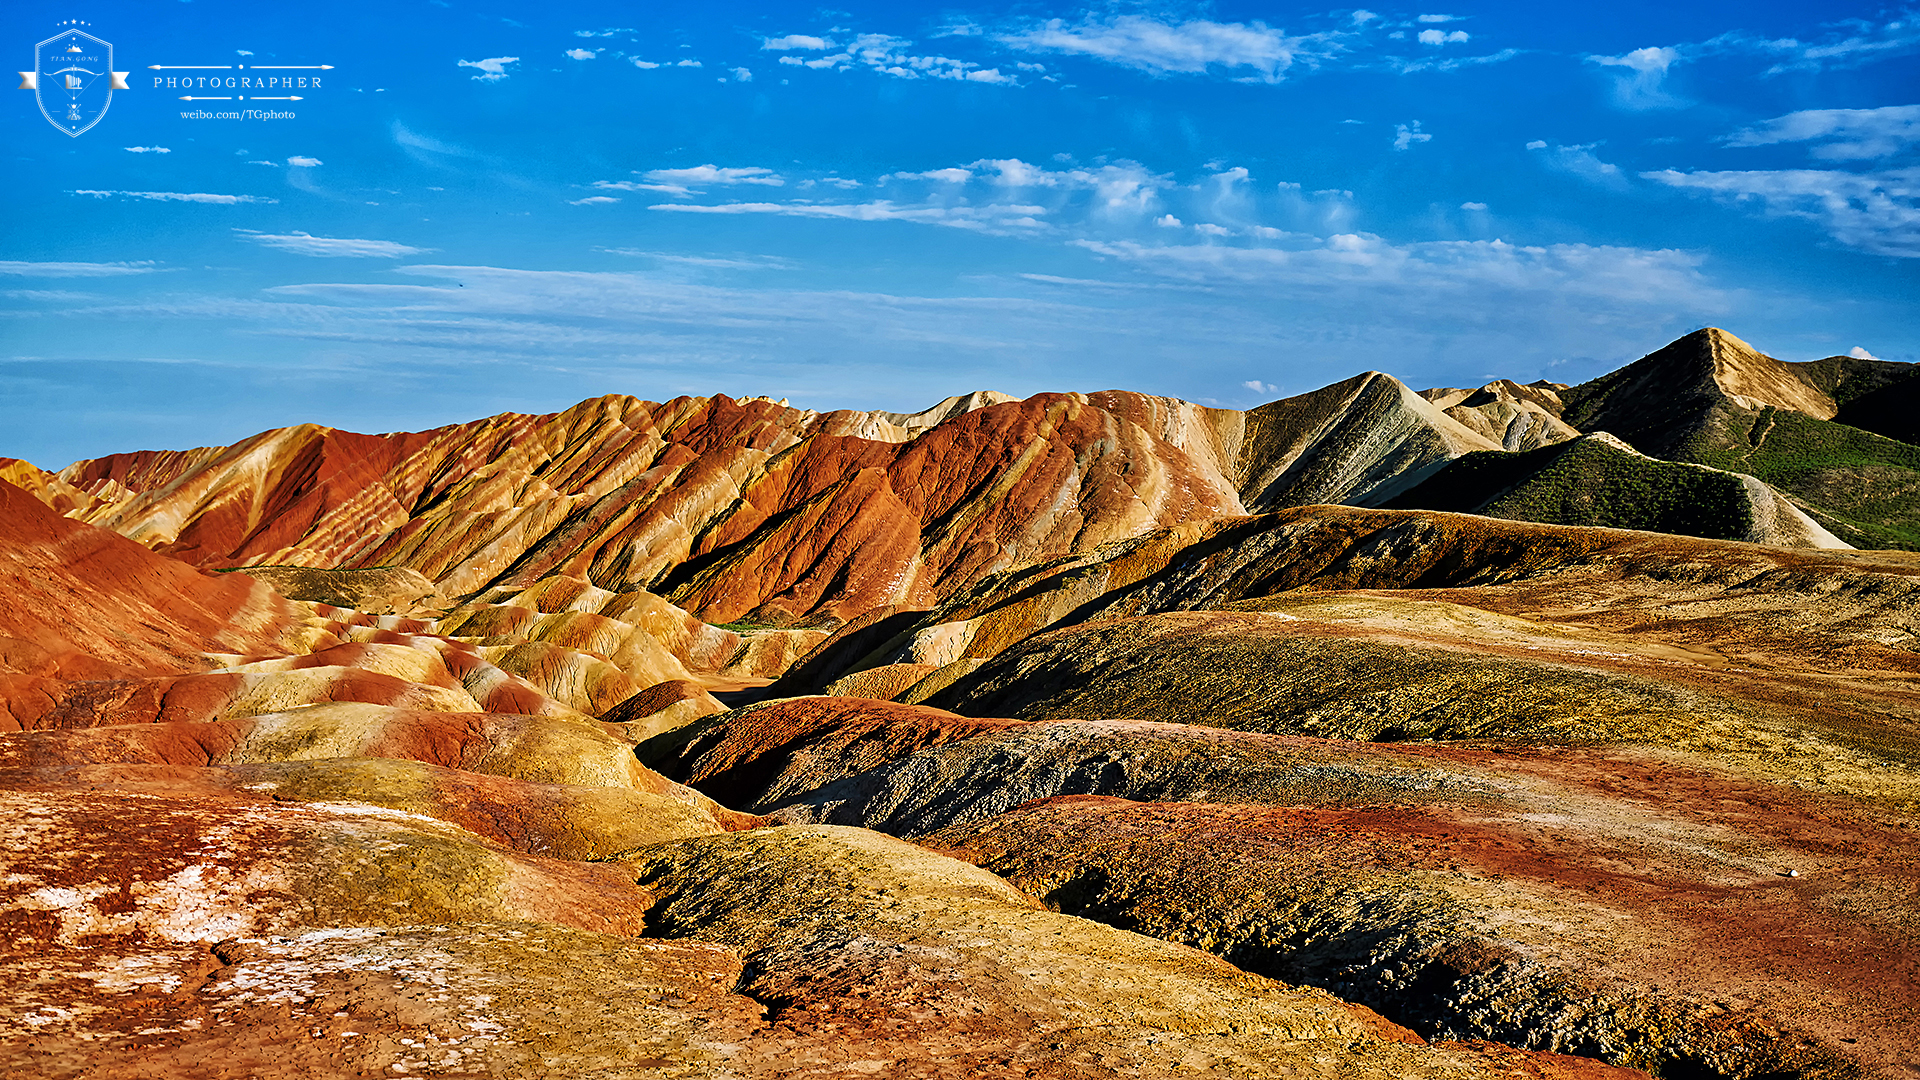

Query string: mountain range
[2,327,1917,1080]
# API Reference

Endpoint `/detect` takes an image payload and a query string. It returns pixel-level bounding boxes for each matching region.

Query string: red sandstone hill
[4,327,1920,1079]
[11,380,1496,626]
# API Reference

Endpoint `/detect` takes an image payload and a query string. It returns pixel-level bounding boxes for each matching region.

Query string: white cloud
[1461,201,1488,210]
[630,58,660,69]
[894,168,973,183]
[236,50,253,57]
[0,260,157,277]
[1417,14,1463,22]
[1752,17,1920,75]
[1641,167,1920,257]
[574,28,633,39]
[71,190,276,204]
[457,56,520,82]
[598,249,795,270]
[676,59,702,68]
[637,165,784,197]
[391,121,487,166]
[1000,14,1333,83]
[123,146,170,154]
[1529,142,1627,189]
[1723,105,1920,161]
[1417,29,1469,45]
[593,180,695,196]
[565,48,599,61]
[1850,346,1879,359]
[974,158,1059,187]
[784,32,1019,84]
[1587,46,1681,109]
[1194,223,1232,236]
[649,199,1048,234]
[870,157,1172,221]
[1393,121,1432,150]
[1243,379,1281,393]
[1071,235,1725,309]
[1352,10,1380,25]
[729,66,753,82]
[570,196,620,205]
[238,231,427,257]
[1156,214,1184,228]
[286,156,322,167]
[1384,46,1518,74]
[763,34,832,50]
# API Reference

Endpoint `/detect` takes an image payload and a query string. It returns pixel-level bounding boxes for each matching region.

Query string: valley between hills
[2,326,1918,1080]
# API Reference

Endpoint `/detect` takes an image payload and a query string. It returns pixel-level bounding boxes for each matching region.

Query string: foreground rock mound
[641,699,1920,1078]
[933,796,1877,1080]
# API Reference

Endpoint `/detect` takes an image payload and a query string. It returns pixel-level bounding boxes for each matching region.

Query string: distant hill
[1418,379,1581,452]
[1557,327,1920,548]
[7,325,1915,639]
[1385,431,1845,549]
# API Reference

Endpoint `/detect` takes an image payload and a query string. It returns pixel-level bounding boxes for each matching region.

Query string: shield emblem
[31,29,126,137]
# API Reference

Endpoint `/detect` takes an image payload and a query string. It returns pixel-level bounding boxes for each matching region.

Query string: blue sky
[3,1,1916,467]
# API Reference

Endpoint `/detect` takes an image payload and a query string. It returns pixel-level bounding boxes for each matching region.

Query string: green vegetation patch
[1388,439,1754,541]
[1686,408,1920,550]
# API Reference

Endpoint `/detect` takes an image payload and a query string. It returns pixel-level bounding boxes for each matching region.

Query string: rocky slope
[1557,328,1920,548]
[6,326,1920,1079]
[1419,380,1582,452]
[10,373,1504,630]
[1387,432,1847,548]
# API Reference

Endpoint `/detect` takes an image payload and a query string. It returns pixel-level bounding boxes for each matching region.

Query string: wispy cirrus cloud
[592,180,696,196]
[0,260,158,277]
[123,146,170,154]
[634,158,1189,236]
[615,165,785,197]
[1723,105,1920,161]
[1590,15,1920,97]
[70,190,277,204]
[1751,15,1920,74]
[236,231,429,257]
[766,30,1017,83]
[957,158,1174,216]
[1641,167,1920,258]
[998,13,1335,83]
[597,249,795,270]
[1527,141,1629,189]
[1381,46,1518,75]
[649,199,1050,234]
[1072,234,1726,308]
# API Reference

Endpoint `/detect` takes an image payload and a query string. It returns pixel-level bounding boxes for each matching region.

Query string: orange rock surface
[8,326,1919,1078]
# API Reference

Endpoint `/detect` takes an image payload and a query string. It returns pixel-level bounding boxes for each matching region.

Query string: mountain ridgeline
[6,326,1920,1079]
[4,328,1910,638]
